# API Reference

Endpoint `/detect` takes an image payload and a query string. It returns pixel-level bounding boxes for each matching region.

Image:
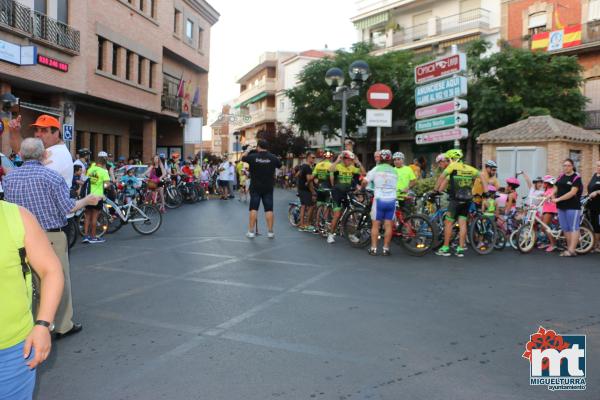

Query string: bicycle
[101,190,163,235]
[516,198,594,254]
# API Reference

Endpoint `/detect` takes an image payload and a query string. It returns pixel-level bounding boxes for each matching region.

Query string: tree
[257,125,308,158]
[466,40,588,137]
[286,43,427,139]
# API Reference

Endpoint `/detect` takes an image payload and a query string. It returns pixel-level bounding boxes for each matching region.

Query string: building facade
[210,104,230,156]
[0,0,218,162]
[231,51,295,153]
[352,0,501,56]
[502,0,600,130]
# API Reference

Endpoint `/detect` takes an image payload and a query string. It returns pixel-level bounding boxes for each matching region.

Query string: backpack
[449,169,473,202]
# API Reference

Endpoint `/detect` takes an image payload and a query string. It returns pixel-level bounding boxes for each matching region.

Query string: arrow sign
[415,114,468,132]
[415,76,468,107]
[416,128,469,145]
[416,99,468,120]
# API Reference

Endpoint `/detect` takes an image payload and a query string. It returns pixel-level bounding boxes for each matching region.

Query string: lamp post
[233,131,241,161]
[325,60,370,150]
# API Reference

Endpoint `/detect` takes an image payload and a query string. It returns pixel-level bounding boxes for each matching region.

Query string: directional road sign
[414,53,467,84]
[367,84,393,109]
[415,99,468,120]
[415,128,468,145]
[415,76,468,107]
[415,113,468,132]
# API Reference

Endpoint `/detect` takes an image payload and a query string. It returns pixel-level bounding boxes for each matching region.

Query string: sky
[205,0,358,128]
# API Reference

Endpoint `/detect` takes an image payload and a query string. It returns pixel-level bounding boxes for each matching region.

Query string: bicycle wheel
[165,186,183,209]
[131,205,162,235]
[516,224,537,253]
[78,211,108,237]
[468,215,497,255]
[396,214,435,256]
[576,226,595,254]
[106,208,124,234]
[288,203,300,227]
[344,210,371,248]
[494,229,507,251]
[509,229,520,250]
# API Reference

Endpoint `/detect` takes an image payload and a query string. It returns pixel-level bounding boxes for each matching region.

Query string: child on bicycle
[120,166,140,204]
[482,185,499,219]
[539,175,558,252]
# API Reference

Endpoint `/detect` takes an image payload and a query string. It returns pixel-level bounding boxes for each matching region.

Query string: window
[369,29,386,48]
[198,27,204,50]
[590,0,600,22]
[528,11,547,36]
[174,9,181,34]
[186,19,193,40]
[149,63,154,88]
[34,0,47,14]
[138,57,144,84]
[279,100,285,111]
[585,78,600,111]
[139,0,144,12]
[163,73,180,96]
[112,45,118,75]
[148,0,155,17]
[569,150,582,172]
[459,0,480,13]
[126,50,133,80]
[97,37,105,70]
[412,10,431,40]
[57,0,68,23]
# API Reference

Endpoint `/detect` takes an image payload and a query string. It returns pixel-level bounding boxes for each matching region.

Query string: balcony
[0,0,80,53]
[237,107,277,129]
[161,94,182,114]
[236,78,277,107]
[391,8,490,48]
[585,110,600,130]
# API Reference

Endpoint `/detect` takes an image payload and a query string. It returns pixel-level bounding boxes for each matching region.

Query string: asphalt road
[37,190,600,400]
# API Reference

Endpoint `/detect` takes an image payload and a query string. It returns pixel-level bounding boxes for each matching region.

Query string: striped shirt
[3,160,75,230]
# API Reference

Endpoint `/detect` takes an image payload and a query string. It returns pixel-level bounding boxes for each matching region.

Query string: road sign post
[366,84,393,151]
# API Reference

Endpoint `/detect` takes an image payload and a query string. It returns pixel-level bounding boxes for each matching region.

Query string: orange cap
[31,115,60,129]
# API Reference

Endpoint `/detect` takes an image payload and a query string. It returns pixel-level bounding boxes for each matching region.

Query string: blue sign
[415,76,468,107]
[63,124,73,141]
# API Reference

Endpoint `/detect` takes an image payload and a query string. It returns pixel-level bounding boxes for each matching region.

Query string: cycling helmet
[532,176,543,183]
[342,151,355,160]
[487,185,497,192]
[543,175,555,185]
[506,177,520,188]
[323,150,333,159]
[435,153,448,163]
[77,148,90,156]
[380,149,392,161]
[485,160,497,168]
[159,153,166,159]
[392,151,405,160]
[97,151,108,158]
[445,149,463,161]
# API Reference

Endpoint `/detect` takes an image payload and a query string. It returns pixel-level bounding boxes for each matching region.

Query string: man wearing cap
[9,114,73,187]
[3,138,102,339]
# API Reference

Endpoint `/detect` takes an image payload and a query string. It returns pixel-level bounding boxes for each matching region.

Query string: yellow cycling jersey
[443,161,480,201]
[331,163,360,190]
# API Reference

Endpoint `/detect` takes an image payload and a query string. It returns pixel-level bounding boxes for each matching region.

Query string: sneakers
[327,234,335,244]
[382,248,391,256]
[88,237,105,244]
[246,231,256,239]
[455,247,465,258]
[267,231,275,239]
[368,248,377,256]
[82,236,90,244]
[436,246,451,257]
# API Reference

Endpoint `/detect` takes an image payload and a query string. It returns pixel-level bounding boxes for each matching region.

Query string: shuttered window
[590,0,600,21]
[585,78,600,110]
[460,0,481,13]
[528,12,547,28]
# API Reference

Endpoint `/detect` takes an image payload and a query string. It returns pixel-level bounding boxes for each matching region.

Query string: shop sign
[37,54,69,72]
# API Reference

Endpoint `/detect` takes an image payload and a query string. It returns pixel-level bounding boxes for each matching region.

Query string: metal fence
[0,0,79,53]
[161,94,182,113]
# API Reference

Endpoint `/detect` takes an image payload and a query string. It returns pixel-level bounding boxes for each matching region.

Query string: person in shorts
[297,152,317,232]
[362,150,397,256]
[242,139,282,238]
[83,152,110,244]
[552,158,583,257]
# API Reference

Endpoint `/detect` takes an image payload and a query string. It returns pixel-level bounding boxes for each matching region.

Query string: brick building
[502,0,600,129]
[0,0,218,162]
[210,104,230,156]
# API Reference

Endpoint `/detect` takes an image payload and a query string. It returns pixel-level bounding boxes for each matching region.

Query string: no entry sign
[414,53,466,85]
[367,84,393,109]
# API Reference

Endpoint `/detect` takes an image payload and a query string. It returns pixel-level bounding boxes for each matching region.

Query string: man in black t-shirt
[242,139,282,238]
[296,152,317,232]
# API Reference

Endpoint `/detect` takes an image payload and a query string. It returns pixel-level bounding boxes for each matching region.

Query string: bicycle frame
[104,197,151,224]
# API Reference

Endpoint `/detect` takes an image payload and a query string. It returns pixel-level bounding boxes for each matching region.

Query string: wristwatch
[35,320,55,332]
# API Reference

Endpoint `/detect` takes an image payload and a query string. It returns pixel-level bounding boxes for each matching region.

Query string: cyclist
[393,152,416,208]
[518,172,544,206]
[482,185,499,218]
[120,166,141,204]
[313,150,334,229]
[327,151,366,244]
[83,152,110,244]
[362,149,397,256]
[505,177,520,214]
[539,175,558,252]
[297,152,317,232]
[435,149,486,257]
[472,160,499,205]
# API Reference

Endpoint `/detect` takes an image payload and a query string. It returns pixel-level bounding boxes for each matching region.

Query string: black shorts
[332,188,349,211]
[589,209,600,234]
[446,200,469,221]
[86,200,103,211]
[218,180,229,188]
[298,190,315,207]
[249,189,274,212]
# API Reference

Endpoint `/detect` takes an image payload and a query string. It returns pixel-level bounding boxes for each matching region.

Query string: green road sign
[415,113,468,132]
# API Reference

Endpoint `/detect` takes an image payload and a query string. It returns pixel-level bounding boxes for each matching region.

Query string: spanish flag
[531,25,582,51]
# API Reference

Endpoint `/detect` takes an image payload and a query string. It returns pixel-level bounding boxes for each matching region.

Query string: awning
[354,11,389,30]
[439,34,481,48]
[235,91,268,108]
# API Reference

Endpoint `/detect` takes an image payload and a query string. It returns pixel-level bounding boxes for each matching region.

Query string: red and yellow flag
[531,25,582,51]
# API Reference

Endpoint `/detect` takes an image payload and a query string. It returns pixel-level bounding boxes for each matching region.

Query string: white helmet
[435,153,448,163]
[97,151,108,158]
[393,152,405,160]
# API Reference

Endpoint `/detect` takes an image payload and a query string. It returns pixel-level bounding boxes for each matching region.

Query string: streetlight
[325,60,370,150]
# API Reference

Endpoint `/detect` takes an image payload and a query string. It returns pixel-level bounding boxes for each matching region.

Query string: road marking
[90,310,205,334]
[184,277,285,292]
[178,251,237,259]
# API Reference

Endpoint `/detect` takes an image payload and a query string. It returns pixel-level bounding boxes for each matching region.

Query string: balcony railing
[161,94,182,113]
[392,8,490,47]
[191,104,203,117]
[237,78,277,106]
[0,0,79,53]
[585,110,600,130]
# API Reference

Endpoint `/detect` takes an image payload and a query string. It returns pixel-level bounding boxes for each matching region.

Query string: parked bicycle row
[287,149,600,258]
